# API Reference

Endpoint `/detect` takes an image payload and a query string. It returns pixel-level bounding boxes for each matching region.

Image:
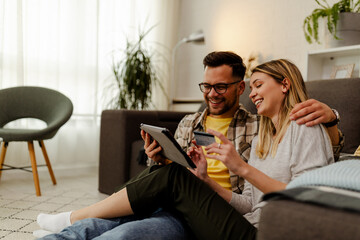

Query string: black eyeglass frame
[198,80,241,94]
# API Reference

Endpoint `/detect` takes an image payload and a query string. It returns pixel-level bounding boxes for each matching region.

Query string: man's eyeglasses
[198,81,241,94]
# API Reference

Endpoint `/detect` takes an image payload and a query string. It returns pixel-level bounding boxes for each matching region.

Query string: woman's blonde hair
[251,59,308,159]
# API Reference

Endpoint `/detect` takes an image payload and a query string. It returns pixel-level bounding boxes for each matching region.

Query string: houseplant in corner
[303,0,360,47]
[108,27,167,110]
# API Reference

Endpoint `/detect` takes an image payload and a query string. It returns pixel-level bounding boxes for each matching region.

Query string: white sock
[37,211,72,233]
[33,229,54,238]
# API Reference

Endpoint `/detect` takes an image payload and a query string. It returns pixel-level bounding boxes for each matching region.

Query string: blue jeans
[39,209,193,240]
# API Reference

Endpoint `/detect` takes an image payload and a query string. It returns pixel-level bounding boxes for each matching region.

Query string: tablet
[140,123,196,169]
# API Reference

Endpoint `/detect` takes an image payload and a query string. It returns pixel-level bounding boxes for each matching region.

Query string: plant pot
[325,12,360,48]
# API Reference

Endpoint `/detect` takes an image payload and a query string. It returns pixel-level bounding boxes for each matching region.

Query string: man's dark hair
[203,51,246,80]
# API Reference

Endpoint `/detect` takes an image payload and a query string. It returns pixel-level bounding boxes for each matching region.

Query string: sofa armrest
[98,109,192,195]
[258,198,360,240]
[258,186,360,240]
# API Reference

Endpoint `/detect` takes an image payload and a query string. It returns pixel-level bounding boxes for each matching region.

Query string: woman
[37,59,334,240]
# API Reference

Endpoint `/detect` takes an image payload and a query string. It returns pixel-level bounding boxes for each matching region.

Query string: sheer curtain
[0,0,180,169]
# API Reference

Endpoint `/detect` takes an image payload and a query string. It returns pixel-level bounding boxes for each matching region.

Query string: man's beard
[207,95,238,116]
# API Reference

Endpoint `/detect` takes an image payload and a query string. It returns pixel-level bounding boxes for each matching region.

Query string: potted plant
[108,27,167,110]
[303,0,360,45]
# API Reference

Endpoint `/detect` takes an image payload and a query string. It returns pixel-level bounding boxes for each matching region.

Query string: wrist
[324,109,340,128]
[202,174,212,183]
[236,164,250,178]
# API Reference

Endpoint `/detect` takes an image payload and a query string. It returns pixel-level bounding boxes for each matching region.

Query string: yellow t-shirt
[204,116,232,190]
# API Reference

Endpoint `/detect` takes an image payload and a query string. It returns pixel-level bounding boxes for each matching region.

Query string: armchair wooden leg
[0,142,8,180]
[39,140,57,185]
[28,141,41,196]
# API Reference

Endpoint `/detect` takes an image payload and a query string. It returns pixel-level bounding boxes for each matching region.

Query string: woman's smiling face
[249,72,288,124]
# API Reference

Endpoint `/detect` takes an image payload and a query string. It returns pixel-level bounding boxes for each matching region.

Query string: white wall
[172,0,338,108]
[1,1,341,172]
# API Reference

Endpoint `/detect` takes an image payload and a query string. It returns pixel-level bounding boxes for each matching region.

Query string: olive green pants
[126,163,257,240]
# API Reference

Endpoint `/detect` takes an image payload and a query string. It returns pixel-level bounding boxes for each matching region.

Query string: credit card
[194,131,215,146]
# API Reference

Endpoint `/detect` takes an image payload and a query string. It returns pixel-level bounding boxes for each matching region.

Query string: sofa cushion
[286,159,360,191]
[305,78,360,154]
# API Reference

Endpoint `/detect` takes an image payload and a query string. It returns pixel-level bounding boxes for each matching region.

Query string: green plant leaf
[303,0,360,44]
[303,16,313,43]
[316,0,330,9]
[330,4,340,39]
[354,0,360,12]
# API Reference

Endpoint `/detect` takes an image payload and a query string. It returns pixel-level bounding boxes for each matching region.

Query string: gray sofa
[98,78,360,238]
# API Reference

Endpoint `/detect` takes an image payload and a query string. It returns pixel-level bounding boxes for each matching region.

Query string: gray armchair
[0,86,73,196]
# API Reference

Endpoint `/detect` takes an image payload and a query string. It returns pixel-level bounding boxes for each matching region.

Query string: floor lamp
[170,30,205,109]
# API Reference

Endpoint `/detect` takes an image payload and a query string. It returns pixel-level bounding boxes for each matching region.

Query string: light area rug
[0,166,108,239]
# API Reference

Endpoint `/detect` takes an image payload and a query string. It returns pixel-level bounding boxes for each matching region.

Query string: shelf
[172,99,204,104]
[306,44,360,81]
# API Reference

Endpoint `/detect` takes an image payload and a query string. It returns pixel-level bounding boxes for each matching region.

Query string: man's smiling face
[202,65,244,118]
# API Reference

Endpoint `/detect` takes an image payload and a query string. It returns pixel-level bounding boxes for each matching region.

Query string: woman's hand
[205,129,248,176]
[188,141,209,181]
[206,129,287,193]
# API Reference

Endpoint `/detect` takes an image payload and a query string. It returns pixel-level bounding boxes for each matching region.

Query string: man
[35,51,342,239]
